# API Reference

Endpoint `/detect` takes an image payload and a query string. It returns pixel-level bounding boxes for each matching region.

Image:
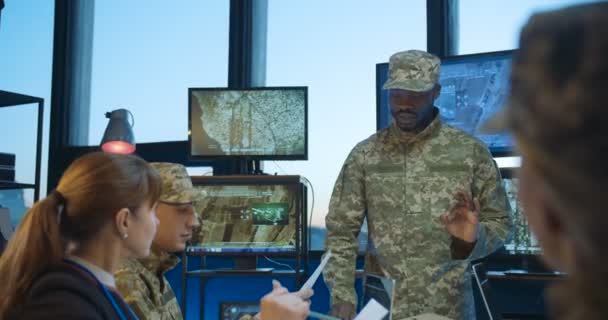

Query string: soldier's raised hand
[440,191,479,243]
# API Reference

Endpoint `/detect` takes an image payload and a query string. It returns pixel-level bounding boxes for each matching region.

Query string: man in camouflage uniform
[323,50,512,320]
[115,163,200,320]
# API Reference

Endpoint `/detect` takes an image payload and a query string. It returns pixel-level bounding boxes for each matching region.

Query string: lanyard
[64,259,139,320]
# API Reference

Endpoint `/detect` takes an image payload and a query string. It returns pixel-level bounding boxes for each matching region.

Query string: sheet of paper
[354,298,388,320]
[302,250,331,289]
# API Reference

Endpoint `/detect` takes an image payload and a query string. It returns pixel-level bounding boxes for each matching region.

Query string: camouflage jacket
[323,111,512,320]
[115,248,182,320]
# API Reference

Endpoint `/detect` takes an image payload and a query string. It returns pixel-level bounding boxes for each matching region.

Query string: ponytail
[0,191,67,318]
[0,152,162,318]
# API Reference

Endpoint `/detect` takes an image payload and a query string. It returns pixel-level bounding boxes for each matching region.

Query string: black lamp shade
[100,109,136,154]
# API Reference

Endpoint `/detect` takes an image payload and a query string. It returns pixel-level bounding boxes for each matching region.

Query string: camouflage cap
[383,50,441,92]
[149,162,199,204]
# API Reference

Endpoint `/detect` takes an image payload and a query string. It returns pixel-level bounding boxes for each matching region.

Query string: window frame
[49,0,460,255]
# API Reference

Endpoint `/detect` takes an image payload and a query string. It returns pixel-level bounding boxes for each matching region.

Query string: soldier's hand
[271,280,314,302]
[440,191,479,243]
[329,302,356,320]
[260,281,310,320]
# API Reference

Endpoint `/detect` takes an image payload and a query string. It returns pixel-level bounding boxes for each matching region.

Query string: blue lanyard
[64,259,139,320]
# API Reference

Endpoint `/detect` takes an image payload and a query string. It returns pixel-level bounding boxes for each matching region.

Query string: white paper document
[354,298,389,320]
[302,250,331,289]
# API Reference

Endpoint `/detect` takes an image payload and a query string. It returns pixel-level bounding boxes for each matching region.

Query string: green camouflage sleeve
[323,146,367,308]
[469,143,513,259]
[115,270,161,320]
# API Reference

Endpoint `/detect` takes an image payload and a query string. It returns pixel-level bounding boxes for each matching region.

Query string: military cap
[383,49,441,92]
[149,162,199,204]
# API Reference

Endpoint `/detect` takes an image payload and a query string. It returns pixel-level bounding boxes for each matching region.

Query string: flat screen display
[189,87,308,160]
[377,50,514,155]
[188,176,303,254]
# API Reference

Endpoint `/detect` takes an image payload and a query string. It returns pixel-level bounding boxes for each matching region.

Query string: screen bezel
[375,50,516,157]
[188,175,305,256]
[188,86,309,161]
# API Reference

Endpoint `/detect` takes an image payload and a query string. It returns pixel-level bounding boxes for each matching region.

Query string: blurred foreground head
[487,2,608,319]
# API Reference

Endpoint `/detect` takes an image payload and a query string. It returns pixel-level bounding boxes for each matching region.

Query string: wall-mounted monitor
[376,50,515,156]
[189,87,308,161]
[188,175,306,254]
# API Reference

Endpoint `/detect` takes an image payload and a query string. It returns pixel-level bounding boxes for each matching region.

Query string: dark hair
[0,152,162,318]
[510,3,608,319]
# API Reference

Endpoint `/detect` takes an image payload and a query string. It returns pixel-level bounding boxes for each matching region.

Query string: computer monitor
[189,87,308,160]
[188,175,306,254]
[220,302,259,320]
[376,50,515,156]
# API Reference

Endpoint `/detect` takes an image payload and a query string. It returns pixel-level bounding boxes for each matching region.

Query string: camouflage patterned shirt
[115,248,182,320]
[323,110,512,320]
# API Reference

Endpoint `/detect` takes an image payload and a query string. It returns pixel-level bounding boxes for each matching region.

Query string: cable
[263,256,294,271]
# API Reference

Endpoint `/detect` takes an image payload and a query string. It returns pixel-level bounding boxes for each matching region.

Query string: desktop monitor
[220,302,259,320]
[188,175,305,254]
[376,50,515,156]
[189,87,308,160]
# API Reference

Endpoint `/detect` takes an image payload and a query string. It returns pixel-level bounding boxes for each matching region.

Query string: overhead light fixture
[100,108,136,154]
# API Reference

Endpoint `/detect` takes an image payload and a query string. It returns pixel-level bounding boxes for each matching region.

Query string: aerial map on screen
[190,88,306,158]
[436,56,512,150]
[377,52,514,153]
[189,184,297,253]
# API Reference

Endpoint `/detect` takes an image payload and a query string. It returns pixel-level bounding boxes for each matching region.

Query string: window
[0,0,54,209]
[186,167,213,177]
[86,0,229,146]
[264,0,427,249]
[458,0,600,54]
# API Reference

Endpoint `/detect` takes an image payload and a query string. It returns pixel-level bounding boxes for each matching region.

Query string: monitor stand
[248,160,268,175]
[235,256,257,270]
[214,160,269,176]
[215,257,273,274]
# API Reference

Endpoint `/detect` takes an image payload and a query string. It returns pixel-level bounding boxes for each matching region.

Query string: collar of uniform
[65,255,117,288]
[139,247,180,275]
[388,107,442,146]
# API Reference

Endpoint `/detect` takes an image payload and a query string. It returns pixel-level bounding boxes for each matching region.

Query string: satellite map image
[377,53,513,152]
[436,57,513,150]
[190,89,306,157]
[191,184,297,250]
